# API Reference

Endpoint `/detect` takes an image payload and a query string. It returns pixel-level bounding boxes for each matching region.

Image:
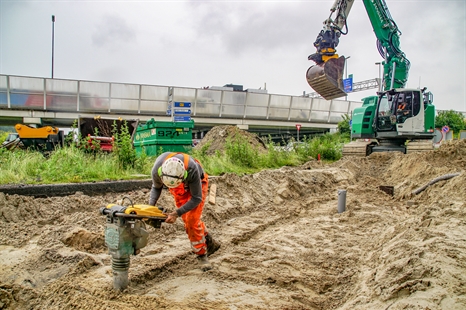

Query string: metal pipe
[51,15,55,79]
[390,62,396,89]
[337,189,347,213]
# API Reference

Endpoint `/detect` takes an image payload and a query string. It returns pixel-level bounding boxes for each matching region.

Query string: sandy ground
[0,139,465,310]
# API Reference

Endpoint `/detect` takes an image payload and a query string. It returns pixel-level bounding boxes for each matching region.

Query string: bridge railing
[0,74,362,124]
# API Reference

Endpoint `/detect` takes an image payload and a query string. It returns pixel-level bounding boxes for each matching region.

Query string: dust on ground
[194,125,267,155]
[0,130,465,310]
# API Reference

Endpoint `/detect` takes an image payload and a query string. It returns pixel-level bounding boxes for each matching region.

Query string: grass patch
[0,132,349,185]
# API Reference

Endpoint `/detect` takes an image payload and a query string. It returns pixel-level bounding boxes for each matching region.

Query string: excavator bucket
[306,56,347,100]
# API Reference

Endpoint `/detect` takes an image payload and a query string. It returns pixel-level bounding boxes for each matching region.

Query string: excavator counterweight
[306,56,346,100]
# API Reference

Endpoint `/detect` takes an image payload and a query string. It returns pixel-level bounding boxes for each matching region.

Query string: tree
[435,110,466,135]
[338,114,351,135]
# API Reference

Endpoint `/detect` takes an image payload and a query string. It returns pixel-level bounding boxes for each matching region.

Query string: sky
[1,0,465,112]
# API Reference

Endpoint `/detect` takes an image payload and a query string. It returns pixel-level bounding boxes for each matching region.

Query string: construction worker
[396,95,409,123]
[149,152,220,271]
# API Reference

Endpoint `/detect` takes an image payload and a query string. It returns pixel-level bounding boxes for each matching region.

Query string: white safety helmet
[159,157,186,188]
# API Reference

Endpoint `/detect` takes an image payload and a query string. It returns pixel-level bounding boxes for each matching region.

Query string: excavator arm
[362,0,409,90]
[307,0,410,100]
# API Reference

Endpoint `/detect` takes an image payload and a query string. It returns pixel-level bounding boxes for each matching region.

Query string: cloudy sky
[1,0,465,112]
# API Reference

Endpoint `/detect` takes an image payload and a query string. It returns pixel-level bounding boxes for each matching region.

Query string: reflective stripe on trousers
[169,172,209,256]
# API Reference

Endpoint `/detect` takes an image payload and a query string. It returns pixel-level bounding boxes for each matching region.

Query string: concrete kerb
[0,179,153,197]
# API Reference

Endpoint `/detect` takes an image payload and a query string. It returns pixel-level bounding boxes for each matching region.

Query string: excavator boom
[307,0,410,99]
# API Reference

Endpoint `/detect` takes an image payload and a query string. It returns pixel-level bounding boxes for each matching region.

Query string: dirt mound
[0,139,465,309]
[194,125,267,155]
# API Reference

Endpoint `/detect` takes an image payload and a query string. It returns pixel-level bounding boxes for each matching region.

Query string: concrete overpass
[0,74,363,141]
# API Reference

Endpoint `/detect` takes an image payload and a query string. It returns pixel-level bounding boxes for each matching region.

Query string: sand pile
[194,125,267,155]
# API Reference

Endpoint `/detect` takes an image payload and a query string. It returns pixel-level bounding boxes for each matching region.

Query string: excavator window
[412,91,421,116]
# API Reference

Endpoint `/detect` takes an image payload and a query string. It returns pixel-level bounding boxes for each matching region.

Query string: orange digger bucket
[306,56,347,100]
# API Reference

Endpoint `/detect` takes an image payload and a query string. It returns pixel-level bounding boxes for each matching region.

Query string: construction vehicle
[307,0,435,155]
[100,197,167,291]
[78,117,139,152]
[14,124,64,152]
[1,132,21,150]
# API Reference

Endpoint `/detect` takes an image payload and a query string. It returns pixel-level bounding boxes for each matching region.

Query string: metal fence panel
[46,94,78,111]
[10,76,43,92]
[330,100,351,112]
[268,107,289,119]
[245,106,267,118]
[269,95,291,108]
[173,87,196,103]
[289,109,310,121]
[197,89,222,104]
[312,98,331,111]
[222,91,246,105]
[246,92,269,107]
[111,83,139,99]
[80,81,110,98]
[140,100,168,114]
[46,78,77,94]
[141,85,169,101]
[110,99,139,112]
[310,110,330,122]
[222,105,244,117]
[290,96,311,110]
[195,103,221,116]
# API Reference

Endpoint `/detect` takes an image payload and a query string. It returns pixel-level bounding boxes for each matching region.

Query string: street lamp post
[51,15,55,78]
[344,56,350,100]
[345,56,351,79]
[375,62,382,91]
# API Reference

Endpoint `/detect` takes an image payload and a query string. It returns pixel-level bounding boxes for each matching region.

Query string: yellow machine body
[15,124,60,139]
[104,203,167,218]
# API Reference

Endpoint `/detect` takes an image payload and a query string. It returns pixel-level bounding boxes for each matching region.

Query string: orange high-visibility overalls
[166,153,209,256]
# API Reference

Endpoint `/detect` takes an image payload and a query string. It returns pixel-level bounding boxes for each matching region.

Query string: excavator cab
[306,56,347,100]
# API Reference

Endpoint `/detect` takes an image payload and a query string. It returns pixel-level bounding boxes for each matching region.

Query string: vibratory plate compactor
[100,197,167,290]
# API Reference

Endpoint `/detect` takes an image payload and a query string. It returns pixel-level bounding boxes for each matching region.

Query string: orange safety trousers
[169,172,209,256]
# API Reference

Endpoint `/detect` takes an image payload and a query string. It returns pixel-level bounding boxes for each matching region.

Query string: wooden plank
[208,184,217,205]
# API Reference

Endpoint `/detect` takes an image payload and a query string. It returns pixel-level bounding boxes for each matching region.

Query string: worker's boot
[197,254,212,271]
[205,233,221,256]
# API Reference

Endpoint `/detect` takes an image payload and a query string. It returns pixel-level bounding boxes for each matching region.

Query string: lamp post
[51,15,55,78]
[344,56,350,100]
[375,62,382,91]
[344,56,351,79]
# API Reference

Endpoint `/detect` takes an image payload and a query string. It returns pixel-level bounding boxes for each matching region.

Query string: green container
[133,119,194,156]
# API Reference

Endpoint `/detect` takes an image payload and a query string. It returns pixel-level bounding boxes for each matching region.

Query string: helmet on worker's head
[159,157,186,188]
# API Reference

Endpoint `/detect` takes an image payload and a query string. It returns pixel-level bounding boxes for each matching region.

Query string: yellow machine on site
[100,197,168,291]
[14,123,64,152]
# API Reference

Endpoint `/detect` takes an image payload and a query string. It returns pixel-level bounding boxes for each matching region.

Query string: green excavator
[307,0,436,156]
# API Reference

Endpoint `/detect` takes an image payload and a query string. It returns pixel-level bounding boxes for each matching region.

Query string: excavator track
[342,140,373,157]
[406,139,434,153]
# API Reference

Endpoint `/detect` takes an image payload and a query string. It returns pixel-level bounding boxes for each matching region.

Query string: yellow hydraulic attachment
[15,124,60,139]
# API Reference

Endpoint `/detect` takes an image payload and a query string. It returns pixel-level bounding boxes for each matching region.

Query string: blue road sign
[343,77,353,92]
[173,109,191,115]
[166,109,171,115]
[174,116,192,122]
[174,102,192,108]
